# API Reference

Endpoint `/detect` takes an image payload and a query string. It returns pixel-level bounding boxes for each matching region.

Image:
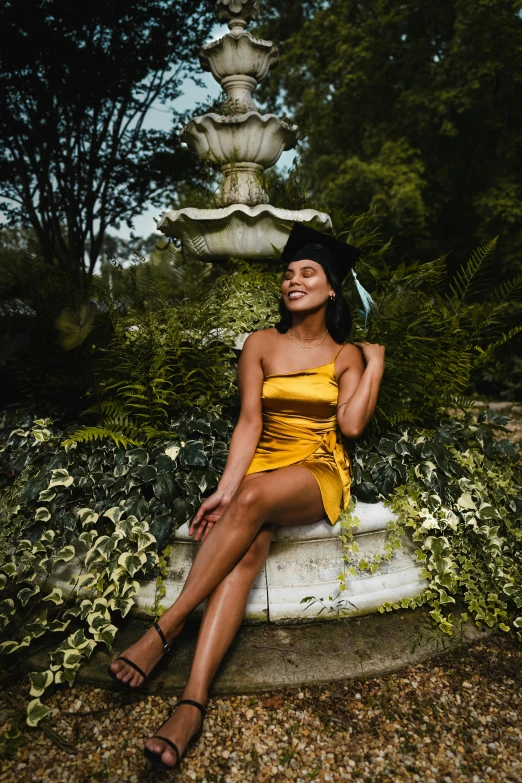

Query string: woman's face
[282,259,334,313]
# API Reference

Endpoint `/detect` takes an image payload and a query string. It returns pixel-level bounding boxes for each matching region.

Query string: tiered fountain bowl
[157,0,331,259]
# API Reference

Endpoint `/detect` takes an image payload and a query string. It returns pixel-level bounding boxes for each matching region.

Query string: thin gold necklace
[288,328,329,340]
[288,329,329,351]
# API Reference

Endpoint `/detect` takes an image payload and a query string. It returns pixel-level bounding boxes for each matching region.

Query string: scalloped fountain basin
[49,502,426,624]
[200,32,279,82]
[157,204,332,259]
[182,113,299,168]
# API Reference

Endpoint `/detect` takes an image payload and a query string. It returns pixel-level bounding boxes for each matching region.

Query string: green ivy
[0,407,233,725]
[335,408,522,638]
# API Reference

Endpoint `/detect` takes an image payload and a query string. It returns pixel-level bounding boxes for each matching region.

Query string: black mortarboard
[280,222,379,327]
[280,222,362,282]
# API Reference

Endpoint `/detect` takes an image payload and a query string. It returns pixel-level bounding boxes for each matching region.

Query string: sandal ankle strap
[153,620,172,653]
[174,699,207,720]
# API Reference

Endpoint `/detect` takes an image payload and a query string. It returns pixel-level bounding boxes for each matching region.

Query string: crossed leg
[112,465,325,767]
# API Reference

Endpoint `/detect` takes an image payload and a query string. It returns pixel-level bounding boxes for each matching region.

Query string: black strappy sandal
[143,698,207,769]
[107,620,172,689]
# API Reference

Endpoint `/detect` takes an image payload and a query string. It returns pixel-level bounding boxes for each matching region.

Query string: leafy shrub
[0,408,233,724]
[64,256,281,446]
[336,408,522,638]
[352,232,522,435]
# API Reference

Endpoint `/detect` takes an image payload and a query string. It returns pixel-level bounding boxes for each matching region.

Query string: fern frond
[448,237,497,305]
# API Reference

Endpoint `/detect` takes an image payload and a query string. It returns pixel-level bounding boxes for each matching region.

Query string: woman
[108,223,385,770]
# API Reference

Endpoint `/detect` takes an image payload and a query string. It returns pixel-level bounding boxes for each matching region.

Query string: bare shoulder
[336,342,364,378]
[242,327,278,355]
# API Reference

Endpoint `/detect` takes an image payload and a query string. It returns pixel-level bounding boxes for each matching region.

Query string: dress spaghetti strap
[333,342,346,361]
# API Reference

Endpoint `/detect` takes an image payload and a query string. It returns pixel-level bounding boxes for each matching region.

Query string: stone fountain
[157,0,332,258]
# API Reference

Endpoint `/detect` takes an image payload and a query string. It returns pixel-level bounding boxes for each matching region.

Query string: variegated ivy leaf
[0,598,15,614]
[111,597,134,617]
[457,492,477,510]
[0,635,31,654]
[9,428,28,437]
[41,530,56,544]
[115,516,138,538]
[27,697,53,727]
[48,468,74,489]
[118,551,147,577]
[62,649,84,668]
[102,582,116,599]
[63,605,82,619]
[77,508,99,527]
[1,563,17,578]
[0,574,6,590]
[47,619,71,633]
[55,545,76,564]
[59,665,81,684]
[136,532,156,552]
[43,588,64,605]
[79,530,96,548]
[103,506,122,523]
[90,533,122,562]
[92,597,109,612]
[64,440,77,453]
[79,599,94,619]
[18,584,40,606]
[25,616,48,639]
[33,428,52,442]
[32,541,46,555]
[95,623,118,650]
[16,539,32,553]
[28,670,54,698]
[76,572,98,591]
[34,418,52,427]
[88,612,111,631]
[164,444,180,461]
[120,578,140,598]
[38,489,56,503]
[84,545,102,570]
[68,629,92,650]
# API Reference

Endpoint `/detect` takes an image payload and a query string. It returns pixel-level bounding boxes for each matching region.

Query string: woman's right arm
[189,332,265,540]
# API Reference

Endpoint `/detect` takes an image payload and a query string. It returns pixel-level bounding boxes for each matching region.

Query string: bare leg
[144,524,274,766]
[111,465,323,686]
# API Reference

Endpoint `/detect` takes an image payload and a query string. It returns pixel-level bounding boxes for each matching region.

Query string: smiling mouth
[288,291,307,299]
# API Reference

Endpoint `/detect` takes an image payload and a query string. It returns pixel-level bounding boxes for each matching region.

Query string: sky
[116,22,297,240]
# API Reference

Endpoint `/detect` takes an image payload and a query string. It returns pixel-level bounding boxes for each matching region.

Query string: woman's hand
[189,490,232,542]
[353,341,385,370]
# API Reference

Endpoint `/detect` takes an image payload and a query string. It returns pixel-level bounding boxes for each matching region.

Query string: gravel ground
[0,635,521,783]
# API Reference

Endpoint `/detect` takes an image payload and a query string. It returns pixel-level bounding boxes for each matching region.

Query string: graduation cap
[280,222,379,327]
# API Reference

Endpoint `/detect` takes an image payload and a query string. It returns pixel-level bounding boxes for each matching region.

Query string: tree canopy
[256,0,522,278]
[0,0,215,291]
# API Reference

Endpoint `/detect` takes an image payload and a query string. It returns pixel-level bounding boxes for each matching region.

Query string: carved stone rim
[158,203,332,227]
[183,111,298,133]
[201,30,275,53]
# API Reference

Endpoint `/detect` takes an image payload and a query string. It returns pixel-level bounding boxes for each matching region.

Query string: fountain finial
[215,0,259,35]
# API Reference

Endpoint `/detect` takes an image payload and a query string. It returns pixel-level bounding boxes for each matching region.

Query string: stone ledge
[174,501,397,543]
[24,604,493,694]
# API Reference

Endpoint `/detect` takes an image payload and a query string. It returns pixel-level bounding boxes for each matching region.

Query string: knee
[232,482,265,523]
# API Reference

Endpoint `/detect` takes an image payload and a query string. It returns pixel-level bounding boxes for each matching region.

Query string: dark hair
[275,256,353,343]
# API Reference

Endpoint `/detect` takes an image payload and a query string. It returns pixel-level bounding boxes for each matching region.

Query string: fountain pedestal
[158,0,331,257]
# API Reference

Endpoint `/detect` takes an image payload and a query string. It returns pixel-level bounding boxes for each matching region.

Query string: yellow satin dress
[245,343,353,524]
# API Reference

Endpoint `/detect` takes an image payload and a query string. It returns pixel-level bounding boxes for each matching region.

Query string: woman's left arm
[336,342,385,438]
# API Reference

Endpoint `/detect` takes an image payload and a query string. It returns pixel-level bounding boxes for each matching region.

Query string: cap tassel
[351,268,379,329]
